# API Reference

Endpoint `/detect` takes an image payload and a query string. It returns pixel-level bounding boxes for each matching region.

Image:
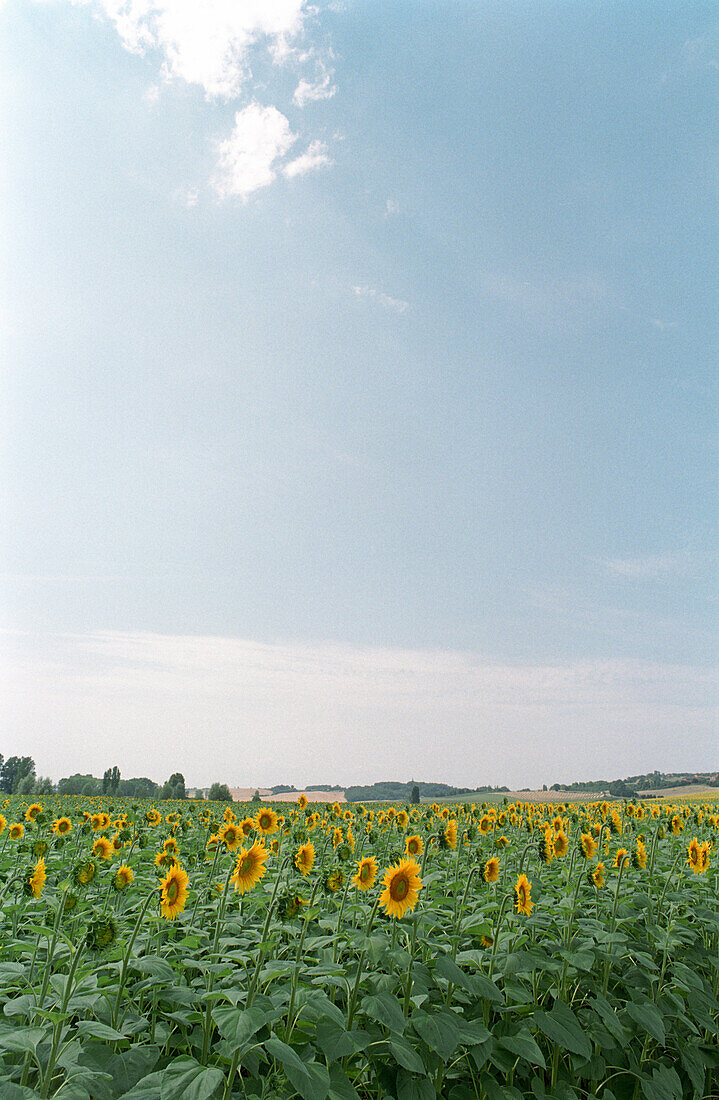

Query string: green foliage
[208,783,232,802]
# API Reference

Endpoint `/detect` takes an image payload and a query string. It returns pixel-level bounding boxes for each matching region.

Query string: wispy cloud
[352,285,409,313]
[599,554,683,579]
[2,630,716,789]
[283,140,332,179]
[293,69,336,108]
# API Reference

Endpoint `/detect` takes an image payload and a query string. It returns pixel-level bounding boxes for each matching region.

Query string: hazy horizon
[2,1,717,786]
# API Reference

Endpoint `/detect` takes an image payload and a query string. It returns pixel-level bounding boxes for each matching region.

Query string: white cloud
[600,554,682,579]
[293,71,336,107]
[1,629,716,788]
[213,102,296,199]
[353,284,409,313]
[77,0,309,99]
[283,139,332,178]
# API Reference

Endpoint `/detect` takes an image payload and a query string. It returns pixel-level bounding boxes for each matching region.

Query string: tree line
[0,755,235,802]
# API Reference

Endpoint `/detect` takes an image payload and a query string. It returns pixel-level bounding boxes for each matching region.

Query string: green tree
[161,772,186,800]
[0,756,36,794]
[208,782,232,802]
[410,784,420,804]
[251,789,261,803]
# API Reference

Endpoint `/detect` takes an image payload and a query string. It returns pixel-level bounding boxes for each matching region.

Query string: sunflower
[444,820,458,850]
[25,803,43,823]
[670,814,683,835]
[614,848,630,869]
[553,831,569,859]
[478,814,492,835]
[352,856,378,891]
[484,856,500,883]
[294,842,315,876]
[9,822,24,840]
[231,842,268,894]
[379,858,423,919]
[633,839,647,870]
[580,833,597,859]
[113,864,135,891]
[92,836,114,861]
[53,817,72,837]
[219,822,242,851]
[590,862,606,889]
[160,864,189,920]
[277,892,307,921]
[332,827,343,849]
[163,836,179,852]
[238,817,255,838]
[405,834,423,858]
[87,917,117,951]
[324,868,345,894]
[0,815,5,833]
[154,849,177,869]
[297,793,308,810]
[253,807,278,836]
[687,837,708,874]
[26,857,46,899]
[145,809,162,826]
[514,873,533,916]
[74,860,97,887]
[396,810,409,830]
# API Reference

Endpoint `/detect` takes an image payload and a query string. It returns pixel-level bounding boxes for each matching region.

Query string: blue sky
[1,1,717,788]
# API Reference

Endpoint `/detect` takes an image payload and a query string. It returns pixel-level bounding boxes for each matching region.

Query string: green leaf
[625,1002,666,1047]
[680,1045,705,1097]
[316,1020,369,1061]
[131,957,176,983]
[0,1027,47,1054]
[389,1035,425,1074]
[533,1001,591,1061]
[396,1069,435,1100]
[118,1071,163,1100]
[360,993,406,1034]
[266,1036,330,1100]
[411,1008,461,1060]
[211,1005,266,1050]
[328,1064,359,1100]
[159,1057,224,1100]
[498,1028,546,1069]
[434,954,475,992]
[640,1066,682,1100]
[74,1021,127,1042]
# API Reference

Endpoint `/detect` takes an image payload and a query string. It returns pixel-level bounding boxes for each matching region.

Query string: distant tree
[0,756,36,794]
[34,776,55,796]
[16,773,35,795]
[161,772,186,800]
[81,781,96,795]
[118,777,158,798]
[209,783,233,802]
[251,790,261,803]
[58,773,99,796]
[193,790,206,800]
[410,785,420,805]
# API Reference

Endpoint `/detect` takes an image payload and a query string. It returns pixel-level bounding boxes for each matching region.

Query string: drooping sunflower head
[444,820,458,850]
[670,814,683,835]
[379,858,422,919]
[580,833,597,860]
[277,892,307,921]
[0,815,6,834]
[74,860,97,887]
[231,842,268,895]
[553,831,569,859]
[352,856,378,891]
[484,856,500,884]
[537,833,553,864]
[113,864,135,891]
[145,809,162,826]
[405,835,423,858]
[294,841,315,876]
[633,839,647,870]
[159,863,189,919]
[614,847,630,869]
[24,857,46,899]
[87,916,117,951]
[590,862,606,889]
[332,826,343,848]
[514,873,533,916]
[92,836,114,861]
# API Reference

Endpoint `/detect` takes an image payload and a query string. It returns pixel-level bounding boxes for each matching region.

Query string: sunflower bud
[87,916,117,951]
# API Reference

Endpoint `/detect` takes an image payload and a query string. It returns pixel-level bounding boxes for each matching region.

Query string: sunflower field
[0,795,717,1100]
